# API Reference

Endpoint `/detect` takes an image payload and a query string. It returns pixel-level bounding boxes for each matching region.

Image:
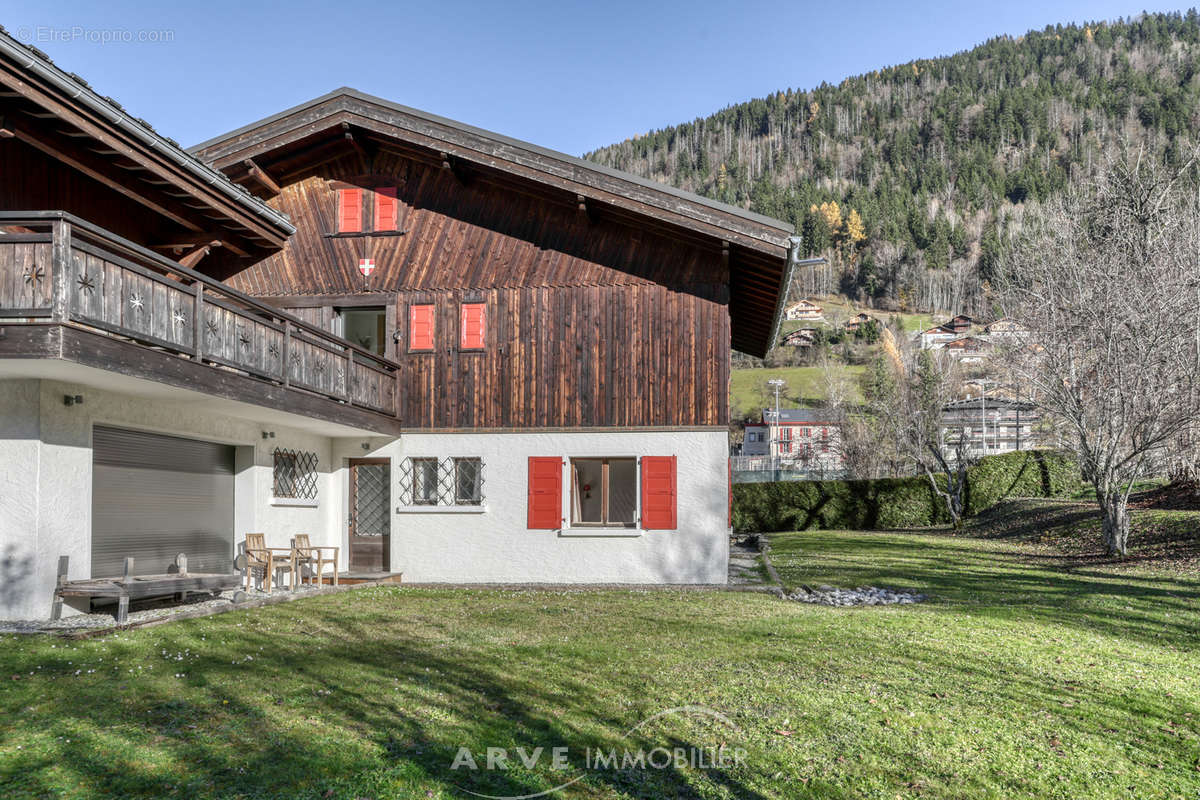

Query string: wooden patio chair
[292,534,339,587]
[243,533,294,593]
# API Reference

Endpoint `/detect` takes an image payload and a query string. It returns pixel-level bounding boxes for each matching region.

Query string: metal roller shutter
[91,426,235,578]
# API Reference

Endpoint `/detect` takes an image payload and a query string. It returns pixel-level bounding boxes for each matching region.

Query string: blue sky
[0,1,1190,155]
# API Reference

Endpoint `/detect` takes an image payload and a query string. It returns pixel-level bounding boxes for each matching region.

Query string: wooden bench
[52,555,240,624]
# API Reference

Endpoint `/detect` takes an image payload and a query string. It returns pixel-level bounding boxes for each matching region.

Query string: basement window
[570,458,636,527]
[272,448,319,504]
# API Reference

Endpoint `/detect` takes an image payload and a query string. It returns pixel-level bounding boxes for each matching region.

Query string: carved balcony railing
[0,211,399,418]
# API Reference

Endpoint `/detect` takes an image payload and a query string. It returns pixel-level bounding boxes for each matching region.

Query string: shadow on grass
[767,526,1200,651]
[0,596,771,800]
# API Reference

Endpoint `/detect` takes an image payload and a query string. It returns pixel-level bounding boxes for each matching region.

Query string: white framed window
[570,457,637,528]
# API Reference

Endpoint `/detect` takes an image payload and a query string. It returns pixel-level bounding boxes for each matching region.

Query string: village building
[782,299,824,321]
[780,327,819,348]
[0,34,796,619]
[741,408,844,474]
[941,396,1041,459]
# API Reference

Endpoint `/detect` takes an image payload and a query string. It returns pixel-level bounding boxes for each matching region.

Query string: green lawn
[2,510,1198,799]
[730,364,865,415]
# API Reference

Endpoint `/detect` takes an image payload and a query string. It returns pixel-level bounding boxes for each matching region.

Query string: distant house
[742,408,844,474]
[984,317,1026,338]
[946,314,975,334]
[783,299,824,321]
[941,397,1041,458]
[780,328,819,348]
[917,324,959,350]
[844,312,879,332]
[918,314,976,349]
[940,336,993,363]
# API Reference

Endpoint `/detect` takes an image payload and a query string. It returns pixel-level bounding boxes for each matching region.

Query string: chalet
[844,312,878,332]
[780,328,818,348]
[917,324,958,350]
[742,408,843,473]
[940,335,993,363]
[0,36,795,619]
[783,299,823,321]
[984,317,1025,338]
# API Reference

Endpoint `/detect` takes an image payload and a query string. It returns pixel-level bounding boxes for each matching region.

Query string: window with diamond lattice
[273,449,319,500]
[398,457,485,507]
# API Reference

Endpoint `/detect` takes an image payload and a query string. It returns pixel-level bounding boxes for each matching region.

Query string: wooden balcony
[0,211,402,434]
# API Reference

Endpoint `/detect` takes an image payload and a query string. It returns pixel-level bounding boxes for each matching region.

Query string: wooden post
[117,557,133,624]
[193,284,205,360]
[282,320,291,387]
[50,555,68,621]
[50,218,71,322]
[345,349,354,405]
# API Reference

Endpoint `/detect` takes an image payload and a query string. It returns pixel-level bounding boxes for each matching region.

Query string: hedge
[732,450,1080,532]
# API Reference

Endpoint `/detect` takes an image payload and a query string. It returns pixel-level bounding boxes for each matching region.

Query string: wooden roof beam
[176,241,221,269]
[440,151,469,185]
[1,112,204,233]
[152,233,249,258]
[241,158,281,196]
[342,122,374,172]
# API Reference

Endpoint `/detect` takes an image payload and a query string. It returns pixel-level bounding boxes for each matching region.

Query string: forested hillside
[586,12,1200,316]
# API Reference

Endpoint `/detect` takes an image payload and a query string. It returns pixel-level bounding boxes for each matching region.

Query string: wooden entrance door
[349,458,390,572]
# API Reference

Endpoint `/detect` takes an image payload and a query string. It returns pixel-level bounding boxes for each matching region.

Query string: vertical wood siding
[224,153,732,428]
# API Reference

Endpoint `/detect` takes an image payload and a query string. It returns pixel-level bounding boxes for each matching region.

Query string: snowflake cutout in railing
[23,265,45,286]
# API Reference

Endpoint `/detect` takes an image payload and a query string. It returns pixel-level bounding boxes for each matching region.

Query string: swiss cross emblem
[358,258,375,277]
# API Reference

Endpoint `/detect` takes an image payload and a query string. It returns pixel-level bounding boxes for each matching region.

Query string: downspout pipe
[766,235,826,354]
[0,28,295,235]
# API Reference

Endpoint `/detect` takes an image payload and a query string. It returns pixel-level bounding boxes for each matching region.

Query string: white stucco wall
[1,375,731,618]
[331,429,730,585]
[0,378,340,620]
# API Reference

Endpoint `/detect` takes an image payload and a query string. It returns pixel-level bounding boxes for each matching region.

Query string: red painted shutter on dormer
[527,457,562,529]
[460,302,486,349]
[641,456,677,530]
[375,186,398,231]
[409,304,434,351]
[338,188,362,233]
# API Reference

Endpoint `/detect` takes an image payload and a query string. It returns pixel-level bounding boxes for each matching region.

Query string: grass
[730,364,865,415]
[2,504,1198,799]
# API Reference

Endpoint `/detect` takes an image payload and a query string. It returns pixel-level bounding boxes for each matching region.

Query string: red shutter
[527,457,562,529]
[409,304,434,351]
[460,302,486,349]
[337,188,362,233]
[375,186,398,231]
[641,456,677,530]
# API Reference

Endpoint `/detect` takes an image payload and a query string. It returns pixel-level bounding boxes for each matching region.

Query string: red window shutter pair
[526,456,676,530]
[337,187,399,233]
[409,304,435,351]
[460,303,486,349]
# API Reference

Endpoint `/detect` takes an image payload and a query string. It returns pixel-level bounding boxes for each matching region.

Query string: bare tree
[899,350,973,528]
[998,150,1200,555]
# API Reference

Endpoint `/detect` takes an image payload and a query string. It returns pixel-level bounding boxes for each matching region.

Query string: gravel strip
[786,584,926,606]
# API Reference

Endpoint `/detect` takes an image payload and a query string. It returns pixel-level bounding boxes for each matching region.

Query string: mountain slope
[585,12,1200,317]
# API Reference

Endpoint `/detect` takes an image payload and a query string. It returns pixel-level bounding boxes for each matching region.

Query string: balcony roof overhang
[0,323,402,437]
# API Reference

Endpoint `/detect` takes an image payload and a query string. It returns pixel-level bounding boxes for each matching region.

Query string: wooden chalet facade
[0,41,794,618]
